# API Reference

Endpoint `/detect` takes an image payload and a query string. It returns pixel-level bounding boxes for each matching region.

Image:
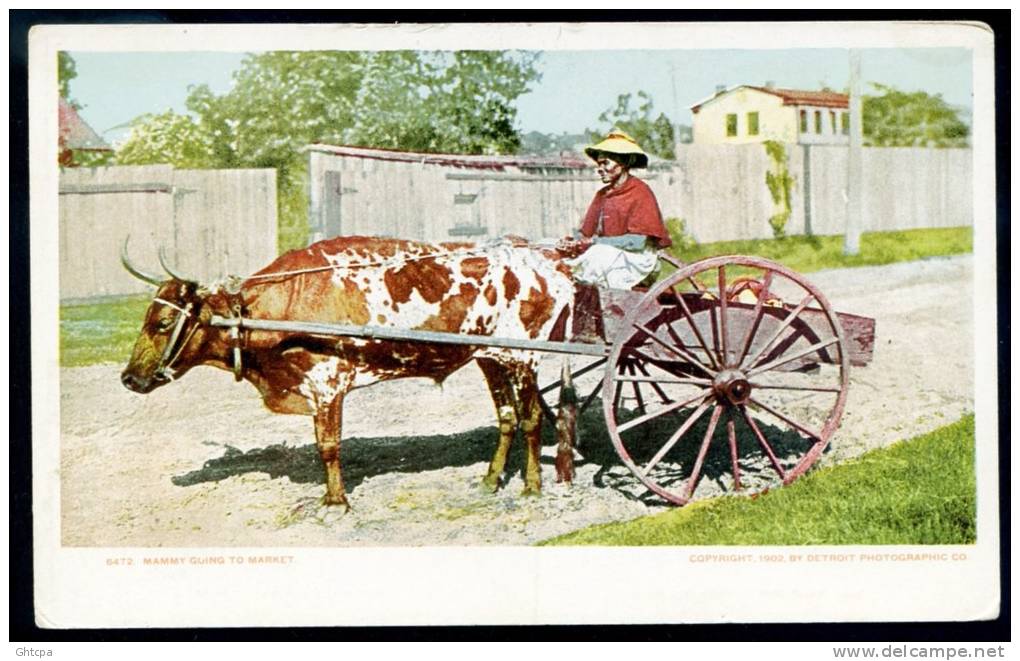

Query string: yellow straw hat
[584,130,649,169]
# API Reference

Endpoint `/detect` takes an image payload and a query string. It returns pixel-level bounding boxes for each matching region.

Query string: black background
[9,9,1010,643]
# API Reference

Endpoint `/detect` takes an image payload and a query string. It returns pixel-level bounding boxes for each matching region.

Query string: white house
[690,84,850,145]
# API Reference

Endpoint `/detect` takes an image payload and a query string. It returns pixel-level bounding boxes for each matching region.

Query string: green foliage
[763,140,793,239]
[664,217,697,254]
[588,91,675,160]
[67,151,115,168]
[115,50,541,249]
[116,111,217,168]
[542,415,976,546]
[277,166,310,253]
[665,226,972,277]
[863,83,970,148]
[58,51,79,106]
[60,295,151,367]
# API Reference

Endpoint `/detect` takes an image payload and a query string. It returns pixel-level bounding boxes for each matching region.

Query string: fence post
[844,49,864,255]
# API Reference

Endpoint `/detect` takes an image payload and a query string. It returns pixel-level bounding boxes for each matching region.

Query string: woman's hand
[555,236,592,259]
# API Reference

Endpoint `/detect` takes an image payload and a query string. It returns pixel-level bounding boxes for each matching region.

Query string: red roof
[306,143,592,171]
[748,86,849,109]
[58,97,112,152]
[691,86,849,113]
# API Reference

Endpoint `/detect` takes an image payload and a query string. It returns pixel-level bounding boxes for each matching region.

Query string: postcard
[29,19,999,628]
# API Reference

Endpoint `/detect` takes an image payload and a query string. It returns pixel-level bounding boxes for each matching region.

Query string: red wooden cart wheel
[602,255,850,506]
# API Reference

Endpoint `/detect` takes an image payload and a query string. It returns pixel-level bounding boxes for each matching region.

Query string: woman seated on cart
[559,130,672,290]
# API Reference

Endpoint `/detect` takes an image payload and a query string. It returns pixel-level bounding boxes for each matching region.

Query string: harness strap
[153,301,193,381]
[229,302,244,382]
[159,321,200,382]
[153,297,192,316]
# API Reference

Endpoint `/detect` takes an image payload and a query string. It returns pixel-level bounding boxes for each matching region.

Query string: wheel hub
[713,369,751,406]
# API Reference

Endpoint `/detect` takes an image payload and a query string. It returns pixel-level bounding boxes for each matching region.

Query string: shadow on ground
[172,406,822,506]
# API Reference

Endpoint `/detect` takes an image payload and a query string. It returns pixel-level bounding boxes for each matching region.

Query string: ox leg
[477,358,518,492]
[516,371,544,496]
[314,397,351,510]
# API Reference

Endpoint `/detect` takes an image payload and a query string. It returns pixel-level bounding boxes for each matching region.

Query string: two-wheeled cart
[212,254,875,506]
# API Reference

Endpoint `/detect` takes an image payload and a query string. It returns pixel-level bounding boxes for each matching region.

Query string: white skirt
[565,244,659,289]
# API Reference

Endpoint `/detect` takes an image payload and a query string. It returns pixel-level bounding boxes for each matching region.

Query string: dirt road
[58,255,974,546]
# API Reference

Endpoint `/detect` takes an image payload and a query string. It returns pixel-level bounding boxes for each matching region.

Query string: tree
[120,50,540,172]
[863,83,969,148]
[58,51,79,107]
[588,91,675,160]
[116,111,217,169]
[116,50,541,250]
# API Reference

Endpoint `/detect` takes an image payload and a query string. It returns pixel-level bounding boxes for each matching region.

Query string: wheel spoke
[741,292,815,370]
[737,270,774,366]
[616,387,712,434]
[539,358,607,396]
[628,363,647,414]
[633,360,674,405]
[641,397,713,476]
[614,375,712,386]
[683,403,723,501]
[739,405,787,481]
[749,396,823,441]
[750,382,842,393]
[664,321,713,367]
[538,396,556,422]
[718,265,729,366]
[633,322,716,377]
[747,336,840,377]
[669,287,720,370]
[727,410,741,490]
[579,381,603,414]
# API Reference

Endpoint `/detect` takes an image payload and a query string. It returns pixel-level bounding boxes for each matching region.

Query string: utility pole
[844,49,863,256]
[669,63,681,154]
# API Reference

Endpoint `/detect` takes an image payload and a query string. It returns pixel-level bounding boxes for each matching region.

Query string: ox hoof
[480,475,502,494]
[520,486,542,498]
[323,494,352,512]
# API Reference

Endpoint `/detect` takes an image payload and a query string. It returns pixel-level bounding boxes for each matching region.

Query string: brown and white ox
[121,236,577,510]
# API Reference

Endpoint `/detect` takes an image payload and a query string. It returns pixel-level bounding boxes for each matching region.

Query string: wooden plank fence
[59,165,277,301]
[308,144,972,247]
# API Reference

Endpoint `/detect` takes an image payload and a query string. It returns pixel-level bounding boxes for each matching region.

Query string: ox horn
[158,245,191,282]
[121,236,163,286]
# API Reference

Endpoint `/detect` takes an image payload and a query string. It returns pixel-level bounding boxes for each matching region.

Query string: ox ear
[121,236,163,287]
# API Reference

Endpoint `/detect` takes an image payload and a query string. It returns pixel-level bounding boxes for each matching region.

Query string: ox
[121,235,578,510]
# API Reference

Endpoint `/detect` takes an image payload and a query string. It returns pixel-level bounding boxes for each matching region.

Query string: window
[841,112,850,135]
[830,110,837,133]
[814,110,822,133]
[747,112,759,136]
[800,110,807,133]
[726,113,738,137]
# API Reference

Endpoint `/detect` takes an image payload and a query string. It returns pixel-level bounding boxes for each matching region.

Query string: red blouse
[579,176,672,248]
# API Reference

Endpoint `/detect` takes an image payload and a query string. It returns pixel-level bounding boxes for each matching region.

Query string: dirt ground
[58,255,974,547]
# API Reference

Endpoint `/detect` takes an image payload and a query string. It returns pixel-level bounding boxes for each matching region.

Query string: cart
[211,253,875,506]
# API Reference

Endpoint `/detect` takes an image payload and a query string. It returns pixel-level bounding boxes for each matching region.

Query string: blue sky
[68,47,973,145]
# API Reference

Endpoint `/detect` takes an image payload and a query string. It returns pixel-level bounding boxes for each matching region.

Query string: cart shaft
[209,315,611,357]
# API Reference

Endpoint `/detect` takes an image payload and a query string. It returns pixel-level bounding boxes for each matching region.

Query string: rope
[241,238,526,282]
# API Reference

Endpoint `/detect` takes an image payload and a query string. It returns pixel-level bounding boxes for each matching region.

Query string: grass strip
[541,415,976,546]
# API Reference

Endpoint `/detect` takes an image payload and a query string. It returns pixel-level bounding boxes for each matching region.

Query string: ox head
[120,240,213,394]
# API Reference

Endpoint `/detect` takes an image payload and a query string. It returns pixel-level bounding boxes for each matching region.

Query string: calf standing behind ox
[121,236,577,510]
